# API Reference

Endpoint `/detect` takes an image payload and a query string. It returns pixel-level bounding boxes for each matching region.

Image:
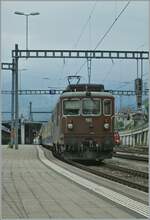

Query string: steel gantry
[2,44,149,149]
[1,89,149,96]
[1,60,16,148]
[1,62,14,70]
[12,49,149,59]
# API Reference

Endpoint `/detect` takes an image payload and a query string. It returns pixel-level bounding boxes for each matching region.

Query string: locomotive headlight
[67,123,73,130]
[104,123,109,129]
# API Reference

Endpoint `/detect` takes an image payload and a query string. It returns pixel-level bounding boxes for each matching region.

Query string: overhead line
[94,1,130,50]
[102,63,114,82]
[62,1,97,80]
[74,1,97,49]
[75,60,87,76]
[75,1,131,76]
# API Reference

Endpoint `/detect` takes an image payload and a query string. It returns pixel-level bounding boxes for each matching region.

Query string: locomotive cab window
[103,99,112,115]
[82,98,100,115]
[63,99,80,115]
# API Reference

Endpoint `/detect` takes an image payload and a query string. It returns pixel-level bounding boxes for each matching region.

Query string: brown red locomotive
[40,84,115,161]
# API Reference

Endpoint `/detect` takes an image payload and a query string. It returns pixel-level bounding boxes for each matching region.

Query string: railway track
[113,151,148,162]
[41,145,148,192]
[113,146,148,162]
[103,163,148,178]
[64,159,148,193]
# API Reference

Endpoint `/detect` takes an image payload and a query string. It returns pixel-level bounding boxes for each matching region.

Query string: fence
[119,126,149,147]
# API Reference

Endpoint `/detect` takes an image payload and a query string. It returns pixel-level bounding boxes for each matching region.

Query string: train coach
[40,84,115,161]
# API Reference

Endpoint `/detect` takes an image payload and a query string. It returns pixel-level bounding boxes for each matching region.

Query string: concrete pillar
[138,133,141,145]
[143,132,146,145]
[137,134,140,145]
[127,136,129,146]
[146,131,149,146]
[128,135,131,146]
[132,135,135,146]
[128,136,130,146]
[120,136,122,145]
[140,133,142,145]
[129,135,132,146]
[124,136,126,145]
[125,136,127,146]
[130,136,132,146]
[21,122,25,145]
[143,131,147,145]
[140,133,143,145]
[122,136,125,145]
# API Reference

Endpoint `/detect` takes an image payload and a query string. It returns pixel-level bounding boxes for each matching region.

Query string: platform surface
[2,145,148,218]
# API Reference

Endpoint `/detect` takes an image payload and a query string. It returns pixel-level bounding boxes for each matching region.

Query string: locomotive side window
[56,103,59,125]
[82,99,100,115]
[51,113,54,122]
[103,99,112,115]
[63,99,80,115]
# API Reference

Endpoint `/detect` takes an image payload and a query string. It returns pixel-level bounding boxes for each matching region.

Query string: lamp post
[14,11,40,51]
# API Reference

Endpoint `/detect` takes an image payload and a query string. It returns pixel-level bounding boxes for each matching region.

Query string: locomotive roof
[61,91,114,98]
[64,84,104,92]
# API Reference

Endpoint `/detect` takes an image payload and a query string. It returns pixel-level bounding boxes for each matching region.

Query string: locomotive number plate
[85,118,92,122]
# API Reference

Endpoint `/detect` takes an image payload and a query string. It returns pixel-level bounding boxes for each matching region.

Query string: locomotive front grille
[63,134,114,152]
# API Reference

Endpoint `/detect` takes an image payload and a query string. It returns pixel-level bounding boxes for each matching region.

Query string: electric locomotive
[40,84,115,161]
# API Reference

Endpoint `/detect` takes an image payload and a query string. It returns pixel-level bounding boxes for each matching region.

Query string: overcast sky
[1,1,149,119]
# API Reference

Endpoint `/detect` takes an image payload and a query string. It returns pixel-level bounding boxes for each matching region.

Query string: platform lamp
[14,11,40,52]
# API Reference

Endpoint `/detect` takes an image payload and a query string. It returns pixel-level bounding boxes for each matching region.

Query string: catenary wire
[74,1,97,49]
[94,1,130,50]
[60,1,98,82]
[74,1,131,76]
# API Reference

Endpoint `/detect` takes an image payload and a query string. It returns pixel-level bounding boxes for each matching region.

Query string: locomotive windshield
[103,99,112,115]
[63,100,80,115]
[82,99,100,115]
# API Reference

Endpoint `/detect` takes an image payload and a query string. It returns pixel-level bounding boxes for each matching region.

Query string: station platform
[2,145,149,218]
